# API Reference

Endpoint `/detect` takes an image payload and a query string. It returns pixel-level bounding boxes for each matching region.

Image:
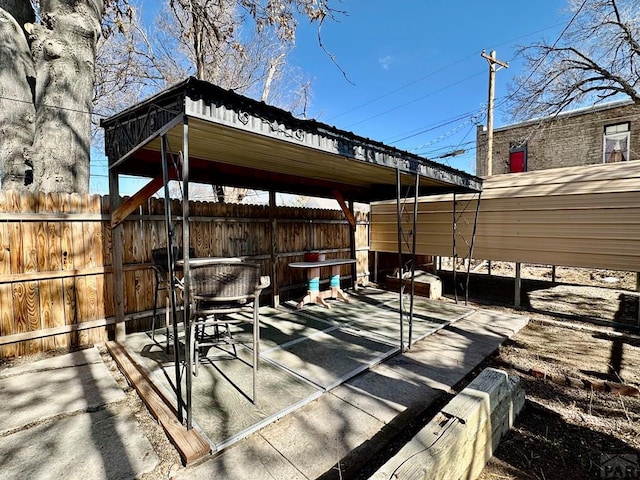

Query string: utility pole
[481,50,508,177]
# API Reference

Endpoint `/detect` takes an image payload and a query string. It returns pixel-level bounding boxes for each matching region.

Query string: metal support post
[514,262,522,308]
[452,193,458,303]
[395,168,404,351]
[181,117,194,429]
[160,134,183,424]
[408,173,419,349]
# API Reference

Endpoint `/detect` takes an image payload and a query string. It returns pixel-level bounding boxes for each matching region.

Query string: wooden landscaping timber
[106,341,211,465]
[371,368,525,480]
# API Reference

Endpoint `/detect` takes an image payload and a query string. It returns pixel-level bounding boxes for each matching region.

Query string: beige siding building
[476,100,640,176]
[371,160,640,273]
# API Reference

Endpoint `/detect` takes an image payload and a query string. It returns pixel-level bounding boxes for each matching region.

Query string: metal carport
[101,76,482,428]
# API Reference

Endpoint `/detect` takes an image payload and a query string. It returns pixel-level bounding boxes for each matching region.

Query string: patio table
[289,258,356,309]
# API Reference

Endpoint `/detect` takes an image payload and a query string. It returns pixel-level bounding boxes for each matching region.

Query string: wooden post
[374,251,379,284]
[481,51,508,177]
[108,168,126,342]
[552,265,557,283]
[514,262,521,308]
[488,260,492,276]
[269,191,279,307]
[432,256,438,275]
[636,272,640,327]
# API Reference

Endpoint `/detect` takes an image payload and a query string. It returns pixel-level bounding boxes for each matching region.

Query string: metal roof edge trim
[100,78,190,127]
[109,113,185,170]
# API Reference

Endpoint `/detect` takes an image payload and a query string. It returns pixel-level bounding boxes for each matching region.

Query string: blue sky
[92,0,572,195]
[290,0,571,172]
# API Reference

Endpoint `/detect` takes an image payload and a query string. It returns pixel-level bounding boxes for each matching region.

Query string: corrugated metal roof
[102,77,482,202]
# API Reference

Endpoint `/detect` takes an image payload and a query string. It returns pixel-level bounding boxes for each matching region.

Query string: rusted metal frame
[451,193,481,305]
[180,117,195,430]
[396,168,404,351]
[408,172,420,349]
[103,88,185,165]
[465,192,482,306]
[395,171,421,350]
[109,113,185,172]
[269,191,279,307]
[161,134,183,424]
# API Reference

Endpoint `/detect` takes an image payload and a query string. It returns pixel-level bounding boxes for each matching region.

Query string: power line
[326,53,478,123]
[344,71,486,130]
[384,108,483,144]
[393,9,586,161]
[0,94,104,118]
[328,20,567,129]
[329,22,567,121]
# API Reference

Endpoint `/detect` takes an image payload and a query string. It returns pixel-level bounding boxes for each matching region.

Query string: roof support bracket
[110,169,177,228]
[332,189,356,229]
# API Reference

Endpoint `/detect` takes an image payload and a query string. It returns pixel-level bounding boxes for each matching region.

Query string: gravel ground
[436,263,640,480]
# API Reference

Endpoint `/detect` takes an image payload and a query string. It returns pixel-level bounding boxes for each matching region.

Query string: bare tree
[508,0,640,121]
[149,0,330,202]
[158,0,317,115]
[0,0,340,193]
[93,4,165,124]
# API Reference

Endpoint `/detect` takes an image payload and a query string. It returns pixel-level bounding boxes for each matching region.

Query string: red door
[509,150,526,173]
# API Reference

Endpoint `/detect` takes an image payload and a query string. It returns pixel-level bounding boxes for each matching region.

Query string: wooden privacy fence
[0,191,369,359]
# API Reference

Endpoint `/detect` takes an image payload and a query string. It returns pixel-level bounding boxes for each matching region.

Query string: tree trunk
[0,6,36,189]
[28,0,103,193]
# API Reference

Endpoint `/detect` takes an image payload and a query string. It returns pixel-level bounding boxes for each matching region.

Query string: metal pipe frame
[160,134,183,424]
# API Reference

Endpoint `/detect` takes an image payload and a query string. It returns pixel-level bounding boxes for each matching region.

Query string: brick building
[475,99,640,176]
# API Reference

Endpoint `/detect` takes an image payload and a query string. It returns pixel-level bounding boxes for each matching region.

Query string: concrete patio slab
[331,366,442,426]
[0,404,158,480]
[0,347,159,480]
[0,348,126,435]
[0,292,531,480]
[259,393,386,480]
[173,433,306,480]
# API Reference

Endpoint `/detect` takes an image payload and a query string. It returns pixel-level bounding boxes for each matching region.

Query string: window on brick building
[603,122,630,163]
[508,145,527,173]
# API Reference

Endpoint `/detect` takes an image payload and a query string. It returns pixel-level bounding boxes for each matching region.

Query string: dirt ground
[437,262,640,480]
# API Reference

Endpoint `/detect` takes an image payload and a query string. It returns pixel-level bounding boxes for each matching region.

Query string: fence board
[0,192,13,358]
[21,193,42,354]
